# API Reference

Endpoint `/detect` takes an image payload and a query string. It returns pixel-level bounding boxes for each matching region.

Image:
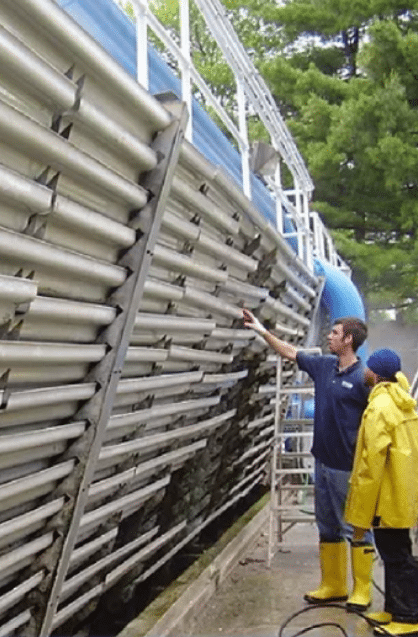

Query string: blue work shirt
[295,352,369,471]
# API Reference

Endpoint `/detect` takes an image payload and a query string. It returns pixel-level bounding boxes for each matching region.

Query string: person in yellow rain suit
[345,348,418,636]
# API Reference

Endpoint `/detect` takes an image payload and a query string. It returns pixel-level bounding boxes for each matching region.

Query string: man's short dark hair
[334,316,368,352]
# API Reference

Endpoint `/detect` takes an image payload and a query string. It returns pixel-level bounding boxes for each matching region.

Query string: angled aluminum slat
[100,408,235,466]
[0,610,32,637]
[3,0,171,132]
[0,101,148,208]
[88,441,207,503]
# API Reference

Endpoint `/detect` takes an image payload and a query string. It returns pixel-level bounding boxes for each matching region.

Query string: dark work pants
[374,528,418,623]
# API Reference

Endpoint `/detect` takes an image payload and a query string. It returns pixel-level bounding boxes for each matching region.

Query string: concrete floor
[172,521,386,637]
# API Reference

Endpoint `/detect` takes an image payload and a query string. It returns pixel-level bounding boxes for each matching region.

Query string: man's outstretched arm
[242,308,298,361]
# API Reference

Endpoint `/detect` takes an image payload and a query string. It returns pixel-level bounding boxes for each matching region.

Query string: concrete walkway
[176,523,384,637]
[119,499,389,637]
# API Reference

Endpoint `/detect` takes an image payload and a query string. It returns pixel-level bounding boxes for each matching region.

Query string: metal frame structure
[126,0,348,273]
[267,355,318,566]
[37,100,189,637]
[0,0,351,634]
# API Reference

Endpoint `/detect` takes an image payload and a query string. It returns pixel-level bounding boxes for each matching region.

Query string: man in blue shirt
[243,309,373,611]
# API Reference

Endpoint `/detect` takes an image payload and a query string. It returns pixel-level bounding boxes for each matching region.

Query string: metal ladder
[268,350,320,565]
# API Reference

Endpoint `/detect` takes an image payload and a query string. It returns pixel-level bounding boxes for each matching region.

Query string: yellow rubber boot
[304,541,348,603]
[366,611,392,625]
[346,544,374,612]
[373,622,418,636]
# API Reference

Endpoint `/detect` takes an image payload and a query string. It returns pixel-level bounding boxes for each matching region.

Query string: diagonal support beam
[33,100,188,637]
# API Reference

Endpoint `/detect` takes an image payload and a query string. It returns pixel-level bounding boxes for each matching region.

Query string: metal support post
[180,0,193,142]
[237,77,251,199]
[135,0,149,90]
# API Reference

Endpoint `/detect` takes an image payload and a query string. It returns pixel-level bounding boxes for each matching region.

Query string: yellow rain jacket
[345,372,418,529]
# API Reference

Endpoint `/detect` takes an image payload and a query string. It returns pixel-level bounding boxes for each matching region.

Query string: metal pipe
[180,0,193,141]
[134,0,149,90]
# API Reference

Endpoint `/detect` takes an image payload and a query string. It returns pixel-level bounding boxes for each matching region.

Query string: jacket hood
[369,371,417,411]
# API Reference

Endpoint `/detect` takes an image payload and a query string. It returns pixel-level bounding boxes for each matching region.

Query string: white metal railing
[120,0,349,278]
[117,0,323,271]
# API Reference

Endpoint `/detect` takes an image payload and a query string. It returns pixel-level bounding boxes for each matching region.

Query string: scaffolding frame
[268,350,321,566]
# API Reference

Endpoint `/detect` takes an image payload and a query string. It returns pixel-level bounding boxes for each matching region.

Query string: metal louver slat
[52,523,187,631]
[0,462,75,506]
[0,22,158,168]
[5,0,171,131]
[88,442,206,502]
[60,527,159,602]
[0,534,53,582]
[0,610,32,637]
[79,476,171,534]
[101,409,235,465]
[0,499,64,548]
[0,573,43,616]
[0,102,148,207]
[0,229,126,287]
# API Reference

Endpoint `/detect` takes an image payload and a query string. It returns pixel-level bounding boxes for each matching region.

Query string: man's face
[327,323,351,355]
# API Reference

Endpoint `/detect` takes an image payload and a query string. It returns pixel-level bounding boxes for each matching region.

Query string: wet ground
[172,520,386,637]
